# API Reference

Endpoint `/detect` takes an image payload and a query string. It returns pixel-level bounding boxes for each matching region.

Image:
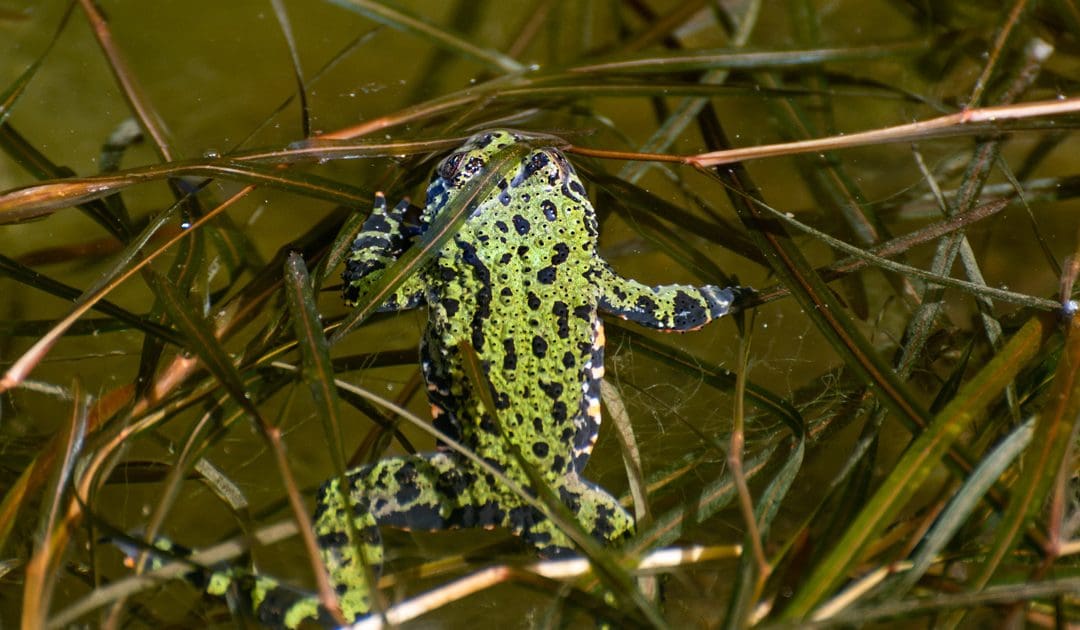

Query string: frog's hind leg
[309,470,385,624]
[524,473,636,559]
[322,453,634,579]
[223,473,382,628]
[310,452,515,622]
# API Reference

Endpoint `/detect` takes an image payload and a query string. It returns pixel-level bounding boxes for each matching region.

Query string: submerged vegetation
[0,0,1078,627]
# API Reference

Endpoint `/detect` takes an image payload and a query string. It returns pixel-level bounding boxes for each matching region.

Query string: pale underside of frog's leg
[342,193,426,311]
[593,261,737,331]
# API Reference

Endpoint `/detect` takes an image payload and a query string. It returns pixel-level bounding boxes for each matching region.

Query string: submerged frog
[244,130,742,626]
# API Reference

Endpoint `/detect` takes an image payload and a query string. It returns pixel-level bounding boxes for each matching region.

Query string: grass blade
[283,252,347,474]
[21,380,87,630]
[890,417,1035,596]
[268,0,311,138]
[144,270,256,415]
[569,41,927,75]
[781,314,1049,619]
[326,0,524,73]
[0,122,130,238]
[147,267,346,622]
[0,2,75,128]
[0,159,369,223]
[629,442,781,554]
[76,0,174,159]
[954,310,1080,615]
[0,254,183,345]
[725,436,805,629]
[600,380,650,525]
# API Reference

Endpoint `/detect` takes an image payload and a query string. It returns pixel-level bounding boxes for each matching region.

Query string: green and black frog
[224,130,744,627]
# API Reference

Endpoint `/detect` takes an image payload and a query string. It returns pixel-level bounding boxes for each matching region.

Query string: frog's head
[425,129,579,214]
[424,129,522,208]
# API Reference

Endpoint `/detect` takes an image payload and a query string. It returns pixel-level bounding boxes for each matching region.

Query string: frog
[240,129,744,627]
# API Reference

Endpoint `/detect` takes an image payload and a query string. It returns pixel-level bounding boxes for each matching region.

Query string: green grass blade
[569,41,928,75]
[953,311,1080,621]
[326,0,524,73]
[780,314,1049,619]
[145,270,260,419]
[283,252,348,475]
[890,417,1035,596]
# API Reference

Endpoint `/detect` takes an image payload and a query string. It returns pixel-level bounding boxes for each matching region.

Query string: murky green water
[2,1,1076,627]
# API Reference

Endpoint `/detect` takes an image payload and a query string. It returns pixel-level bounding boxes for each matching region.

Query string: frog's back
[149,129,739,628]
[418,130,606,479]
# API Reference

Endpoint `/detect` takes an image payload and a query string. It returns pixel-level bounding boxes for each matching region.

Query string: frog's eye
[438,152,466,180]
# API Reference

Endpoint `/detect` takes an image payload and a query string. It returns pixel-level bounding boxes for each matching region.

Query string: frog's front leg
[593,261,738,330]
[343,193,426,311]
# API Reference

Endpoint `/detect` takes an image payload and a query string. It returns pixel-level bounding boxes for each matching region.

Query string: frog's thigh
[345,455,609,559]
[341,453,513,532]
